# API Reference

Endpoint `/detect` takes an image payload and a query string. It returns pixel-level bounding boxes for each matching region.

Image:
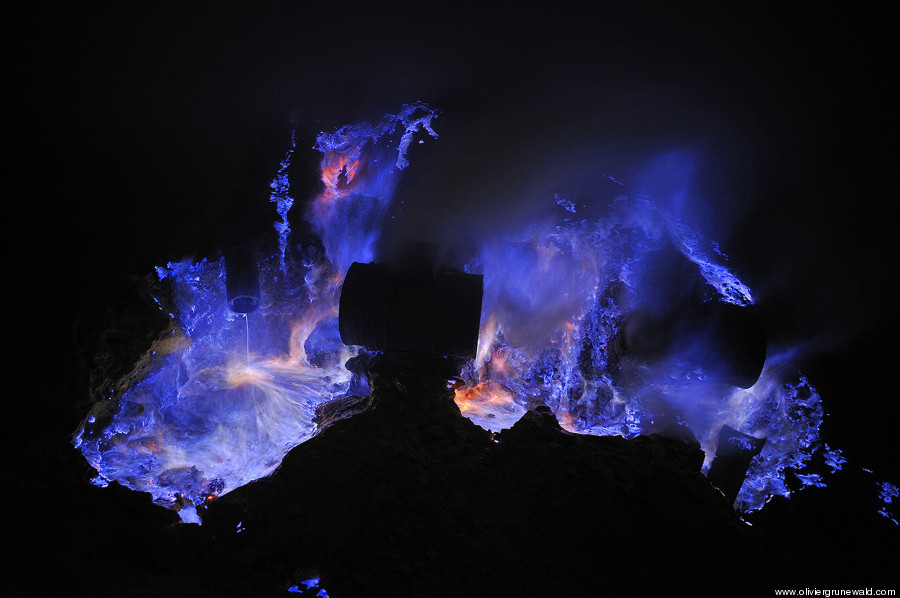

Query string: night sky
[11,0,897,576]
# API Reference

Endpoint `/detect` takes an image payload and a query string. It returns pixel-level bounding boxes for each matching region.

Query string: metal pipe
[619,301,767,388]
[338,254,483,358]
[224,246,261,314]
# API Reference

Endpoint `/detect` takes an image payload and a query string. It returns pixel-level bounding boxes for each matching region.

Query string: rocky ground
[9,341,898,597]
[3,272,895,597]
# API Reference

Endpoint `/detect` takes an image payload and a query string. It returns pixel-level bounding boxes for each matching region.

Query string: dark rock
[16,301,897,597]
[196,370,763,596]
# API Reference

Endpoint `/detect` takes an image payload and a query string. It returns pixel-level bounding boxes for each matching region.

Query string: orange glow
[318,153,362,203]
[556,408,580,433]
[453,379,515,414]
[321,154,359,191]
[284,302,339,365]
[561,319,577,354]
[131,437,161,455]
[309,152,366,230]
[488,349,511,376]
[225,363,274,388]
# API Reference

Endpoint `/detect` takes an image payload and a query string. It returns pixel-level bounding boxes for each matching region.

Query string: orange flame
[308,152,366,230]
[311,152,364,217]
[225,362,274,388]
[555,408,580,434]
[453,379,515,414]
[320,153,361,196]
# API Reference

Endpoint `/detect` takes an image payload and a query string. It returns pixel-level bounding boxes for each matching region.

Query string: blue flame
[288,577,329,596]
[877,481,898,525]
[74,102,868,521]
[74,104,441,522]
[270,130,296,272]
[456,168,836,512]
[309,102,438,274]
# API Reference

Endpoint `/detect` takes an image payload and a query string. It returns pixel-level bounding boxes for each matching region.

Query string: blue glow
[456,167,829,512]
[671,217,754,306]
[309,102,438,274]
[288,578,328,596]
[75,103,851,520]
[877,482,898,525]
[270,131,296,272]
[823,444,847,473]
[554,194,576,213]
[73,104,439,521]
[795,473,827,488]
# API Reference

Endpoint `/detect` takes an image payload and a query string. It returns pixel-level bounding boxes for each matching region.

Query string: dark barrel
[224,246,261,314]
[338,261,484,358]
[619,301,767,388]
[616,242,767,389]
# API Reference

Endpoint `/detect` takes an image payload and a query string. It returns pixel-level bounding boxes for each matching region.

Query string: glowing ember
[453,379,525,431]
[75,101,845,521]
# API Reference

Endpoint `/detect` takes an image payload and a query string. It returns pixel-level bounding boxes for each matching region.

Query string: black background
[10,0,898,588]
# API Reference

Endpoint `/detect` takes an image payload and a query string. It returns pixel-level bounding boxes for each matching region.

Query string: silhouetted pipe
[616,243,767,388]
[338,259,483,358]
[707,425,766,506]
[619,301,767,388]
[224,246,261,314]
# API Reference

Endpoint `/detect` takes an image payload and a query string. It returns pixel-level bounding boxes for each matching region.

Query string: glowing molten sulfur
[74,104,439,523]
[453,379,525,431]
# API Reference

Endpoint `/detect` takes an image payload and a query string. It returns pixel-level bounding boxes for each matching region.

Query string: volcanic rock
[15,347,896,597]
[196,356,772,596]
